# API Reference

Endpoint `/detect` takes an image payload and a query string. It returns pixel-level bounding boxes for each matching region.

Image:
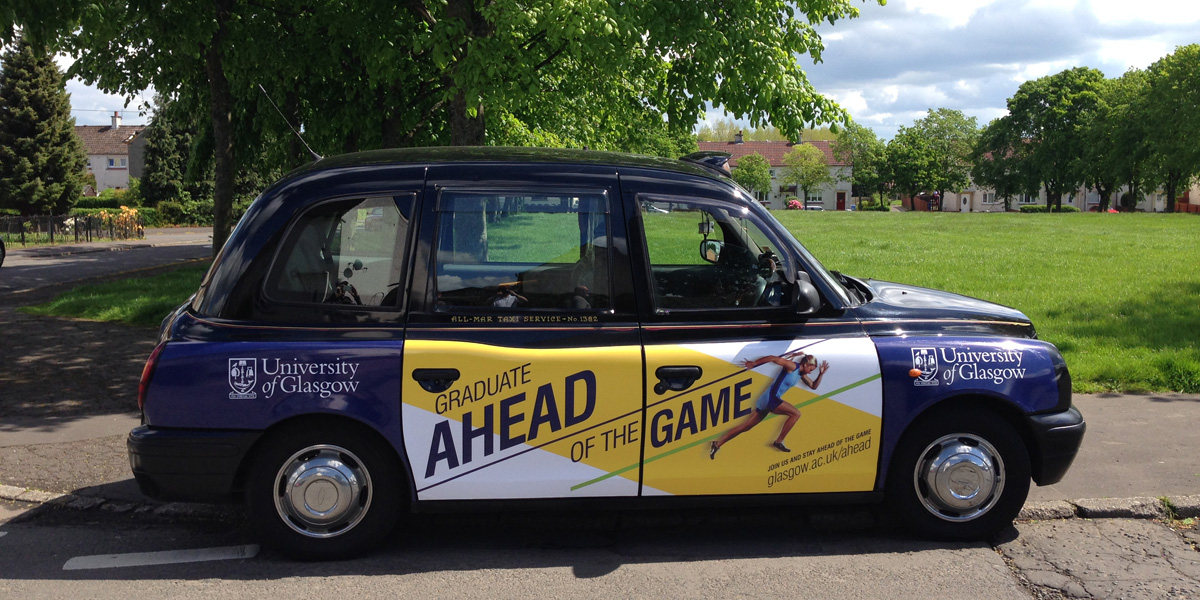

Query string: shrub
[1020,204,1081,213]
[156,200,186,225]
[76,196,123,209]
[785,198,803,210]
[138,207,162,227]
[156,196,214,226]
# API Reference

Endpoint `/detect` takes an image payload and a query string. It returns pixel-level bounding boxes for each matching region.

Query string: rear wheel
[887,408,1030,540]
[245,422,403,559]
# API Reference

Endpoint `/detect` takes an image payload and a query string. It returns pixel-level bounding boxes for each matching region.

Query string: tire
[886,407,1030,540]
[245,422,403,560]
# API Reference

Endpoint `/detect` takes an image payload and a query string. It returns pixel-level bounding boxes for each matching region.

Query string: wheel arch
[883,393,1039,485]
[233,413,416,505]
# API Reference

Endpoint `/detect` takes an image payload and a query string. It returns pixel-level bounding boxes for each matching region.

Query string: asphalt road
[0,228,212,297]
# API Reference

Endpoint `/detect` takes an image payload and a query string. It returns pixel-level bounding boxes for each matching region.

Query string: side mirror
[700,239,723,264]
[796,279,821,316]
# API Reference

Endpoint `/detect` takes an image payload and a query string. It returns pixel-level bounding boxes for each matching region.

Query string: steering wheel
[328,280,362,305]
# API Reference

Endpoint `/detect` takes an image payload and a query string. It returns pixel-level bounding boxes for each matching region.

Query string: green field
[24,212,1200,393]
[776,211,1200,393]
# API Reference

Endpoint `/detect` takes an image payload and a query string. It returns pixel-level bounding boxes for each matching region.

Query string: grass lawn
[22,262,211,328]
[775,211,1200,393]
[23,212,1200,393]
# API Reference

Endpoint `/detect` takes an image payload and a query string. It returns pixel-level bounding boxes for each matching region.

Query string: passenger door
[628,191,883,497]
[400,166,645,500]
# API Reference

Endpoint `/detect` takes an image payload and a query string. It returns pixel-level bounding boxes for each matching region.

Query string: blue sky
[66,0,1200,140]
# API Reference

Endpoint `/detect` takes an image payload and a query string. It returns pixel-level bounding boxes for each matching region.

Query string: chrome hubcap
[913,434,1004,522]
[274,444,371,538]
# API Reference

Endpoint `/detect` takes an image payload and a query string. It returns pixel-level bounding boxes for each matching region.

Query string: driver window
[641,198,790,310]
[267,196,410,308]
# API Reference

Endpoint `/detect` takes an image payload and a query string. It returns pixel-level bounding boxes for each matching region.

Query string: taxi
[128,147,1085,559]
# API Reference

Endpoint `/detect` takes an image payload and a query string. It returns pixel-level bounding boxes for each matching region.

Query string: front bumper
[1026,406,1086,485]
[127,426,261,503]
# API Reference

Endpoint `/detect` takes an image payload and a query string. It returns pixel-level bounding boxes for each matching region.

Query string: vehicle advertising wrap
[143,341,402,430]
[874,336,1066,415]
[640,338,883,496]
[402,340,646,500]
[402,337,883,501]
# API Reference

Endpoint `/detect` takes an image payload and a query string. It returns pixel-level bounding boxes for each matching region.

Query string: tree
[1006,67,1105,211]
[887,126,938,204]
[907,108,978,210]
[1080,72,1148,212]
[971,118,1032,212]
[1143,44,1200,212]
[731,153,772,200]
[832,122,888,205]
[781,144,833,204]
[0,37,87,216]
[1107,69,1152,210]
[8,0,878,251]
[140,96,196,206]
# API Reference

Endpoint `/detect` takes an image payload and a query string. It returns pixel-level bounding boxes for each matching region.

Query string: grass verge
[21,262,210,328]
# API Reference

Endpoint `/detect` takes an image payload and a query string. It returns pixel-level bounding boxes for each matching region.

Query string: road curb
[3,482,1196,525]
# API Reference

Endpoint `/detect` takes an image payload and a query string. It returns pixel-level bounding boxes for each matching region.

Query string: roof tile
[696,139,848,168]
[74,125,146,156]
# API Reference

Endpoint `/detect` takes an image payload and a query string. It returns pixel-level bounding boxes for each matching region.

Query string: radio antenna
[257,84,322,162]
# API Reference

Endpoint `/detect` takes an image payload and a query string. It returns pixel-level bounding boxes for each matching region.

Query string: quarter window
[434,191,610,310]
[266,196,411,308]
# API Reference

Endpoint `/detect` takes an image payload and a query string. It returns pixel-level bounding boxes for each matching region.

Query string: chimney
[734,130,744,144]
[111,111,121,129]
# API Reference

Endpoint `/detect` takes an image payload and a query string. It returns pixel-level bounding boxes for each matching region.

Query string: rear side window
[434,190,610,311]
[266,196,411,309]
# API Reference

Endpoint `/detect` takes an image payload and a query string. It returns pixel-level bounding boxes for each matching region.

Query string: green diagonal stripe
[570,373,882,491]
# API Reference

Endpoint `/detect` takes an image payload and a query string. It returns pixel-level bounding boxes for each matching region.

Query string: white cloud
[904,0,998,27]
[1090,0,1200,24]
[802,0,1200,139]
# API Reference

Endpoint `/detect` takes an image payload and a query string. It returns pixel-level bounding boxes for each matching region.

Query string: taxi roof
[286,146,725,182]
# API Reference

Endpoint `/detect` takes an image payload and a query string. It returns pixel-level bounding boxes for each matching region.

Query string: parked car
[0,237,5,267]
[129,147,1085,559]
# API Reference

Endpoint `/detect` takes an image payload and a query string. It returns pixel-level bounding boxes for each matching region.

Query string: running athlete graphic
[710,352,829,458]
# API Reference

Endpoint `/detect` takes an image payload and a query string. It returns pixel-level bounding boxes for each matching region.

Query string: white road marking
[62,544,259,570]
[0,531,7,538]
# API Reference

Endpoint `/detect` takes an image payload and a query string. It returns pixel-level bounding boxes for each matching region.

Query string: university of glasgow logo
[228,358,257,399]
[911,348,939,386]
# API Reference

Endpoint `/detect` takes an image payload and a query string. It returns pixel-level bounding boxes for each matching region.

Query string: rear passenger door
[400,165,645,500]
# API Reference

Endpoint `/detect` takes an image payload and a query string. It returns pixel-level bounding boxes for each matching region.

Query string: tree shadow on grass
[1062,280,1200,392]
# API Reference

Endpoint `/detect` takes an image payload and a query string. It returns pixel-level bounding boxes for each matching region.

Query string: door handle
[412,368,460,393]
[654,366,703,395]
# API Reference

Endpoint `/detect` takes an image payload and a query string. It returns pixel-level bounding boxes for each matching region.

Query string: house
[75,111,147,193]
[698,133,853,210]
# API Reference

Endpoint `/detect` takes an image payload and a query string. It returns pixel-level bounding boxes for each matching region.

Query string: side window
[640,197,791,311]
[434,191,609,310]
[267,196,411,308]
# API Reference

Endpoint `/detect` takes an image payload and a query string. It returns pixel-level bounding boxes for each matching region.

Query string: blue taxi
[129,147,1085,559]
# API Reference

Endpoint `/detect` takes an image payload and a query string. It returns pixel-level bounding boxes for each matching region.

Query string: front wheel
[245,422,403,560]
[887,408,1030,540]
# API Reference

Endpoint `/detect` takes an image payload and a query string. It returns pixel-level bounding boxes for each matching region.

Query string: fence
[0,214,145,246]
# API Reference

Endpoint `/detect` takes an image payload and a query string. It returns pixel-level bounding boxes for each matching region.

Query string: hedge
[1019,205,1081,213]
[75,196,124,209]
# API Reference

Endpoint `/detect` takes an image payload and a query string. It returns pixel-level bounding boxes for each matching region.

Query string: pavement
[1,230,1199,527]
